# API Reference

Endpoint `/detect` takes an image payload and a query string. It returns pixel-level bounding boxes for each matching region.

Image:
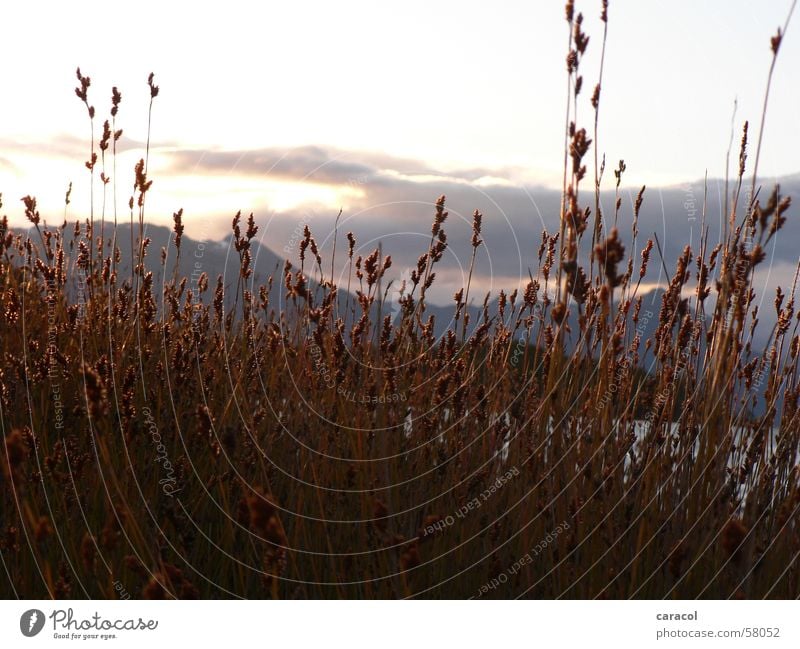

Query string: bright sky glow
[1,0,798,231]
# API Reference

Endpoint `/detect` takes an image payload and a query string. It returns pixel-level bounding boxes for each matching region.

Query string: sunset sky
[1,0,798,247]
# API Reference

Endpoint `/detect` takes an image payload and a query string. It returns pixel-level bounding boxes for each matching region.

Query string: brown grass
[2,1,800,599]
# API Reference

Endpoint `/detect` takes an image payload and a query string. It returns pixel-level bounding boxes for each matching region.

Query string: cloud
[156,144,800,311]
[166,145,528,189]
[0,133,167,160]
[8,135,800,330]
[168,146,375,185]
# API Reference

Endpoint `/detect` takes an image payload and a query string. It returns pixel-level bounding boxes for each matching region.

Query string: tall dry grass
[2,1,800,599]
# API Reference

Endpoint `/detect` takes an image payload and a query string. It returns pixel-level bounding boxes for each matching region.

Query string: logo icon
[20,609,45,637]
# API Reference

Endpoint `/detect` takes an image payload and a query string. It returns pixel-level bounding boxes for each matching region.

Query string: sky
[1,0,798,245]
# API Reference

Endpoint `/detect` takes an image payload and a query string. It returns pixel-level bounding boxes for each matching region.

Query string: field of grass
[2,1,800,599]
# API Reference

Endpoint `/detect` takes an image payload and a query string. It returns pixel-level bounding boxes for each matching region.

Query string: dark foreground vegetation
[2,1,800,598]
